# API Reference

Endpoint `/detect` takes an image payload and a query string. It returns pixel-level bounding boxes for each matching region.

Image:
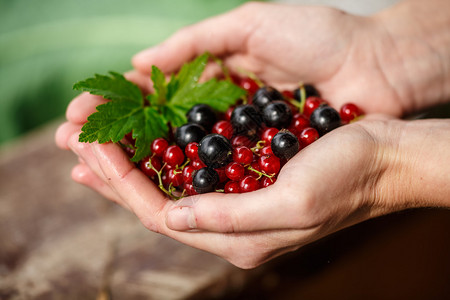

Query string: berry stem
[247,165,275,180]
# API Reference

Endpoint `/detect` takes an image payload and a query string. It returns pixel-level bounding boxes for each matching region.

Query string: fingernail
[166,207,197,230]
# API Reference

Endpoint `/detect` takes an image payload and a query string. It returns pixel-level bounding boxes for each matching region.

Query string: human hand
[56,86,407,268]
[132,2,417,117]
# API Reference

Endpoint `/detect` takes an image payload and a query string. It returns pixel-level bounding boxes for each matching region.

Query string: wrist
[365,118,450,215]
[371,0,450,115]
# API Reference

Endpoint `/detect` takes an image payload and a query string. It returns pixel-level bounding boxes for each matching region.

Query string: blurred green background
[0,0,249,145]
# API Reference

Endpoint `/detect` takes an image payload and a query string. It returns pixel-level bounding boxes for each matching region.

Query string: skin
[55,0,450,269]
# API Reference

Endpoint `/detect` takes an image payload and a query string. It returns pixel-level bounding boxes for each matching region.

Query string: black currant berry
[198,133,233,169]
[192,167,220,194]
[252,86,283,111]
[175,123,207,150]
[230,104,263,137]
[187,104,217,132]
[309,106,341,136]
[262,101,293,129]
[294,84,320,101]
[271,131,300,161]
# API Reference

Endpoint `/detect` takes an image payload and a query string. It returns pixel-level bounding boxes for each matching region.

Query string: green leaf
[161,104,188,127]
[151,65,167,105]
[73,71,142,104]
[169,53,209,103]
[172,78,245,112]
[166,73,179,100]
[79,100,142,143]
[132,106,169,162]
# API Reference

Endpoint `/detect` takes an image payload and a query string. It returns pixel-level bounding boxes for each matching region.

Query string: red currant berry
[184,183,198,195]
[233,146,254,165]
[163,145,185,167]
[123,146,136,158]
[168,169,183,187]
[340,103,364,124]
[224,181,240,193]
[212,120,233,139]
[282,90,295,100]
[231,135,253,148]
[261,176,277,187]
[260,146,273,156]
[304,96,326,117]
[288,113,310,135]
[139,156,162,177]
[215,167,228,183]
[191,158,206,170]
[225,106,234,121]
[239,175,260,193]
[246,161,261,178]
[299,127,319,147]
[124,132,136,145]
[182,165,195,184]
[259,155,281,175]
[185,142,199,160]
[240,77,260,95]
[225,162,245,181]
[151,138,169,157]
[261,127,279,144]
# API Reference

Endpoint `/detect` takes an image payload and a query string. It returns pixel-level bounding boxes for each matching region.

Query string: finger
[66,93,108,124]
[71,163,130,210]
[89,141,172,233]
[132,5,252,74]
[164,177,317,233]
[55,122,82,150]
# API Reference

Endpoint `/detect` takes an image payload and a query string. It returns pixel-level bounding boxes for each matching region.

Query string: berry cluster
[123,77,364,199]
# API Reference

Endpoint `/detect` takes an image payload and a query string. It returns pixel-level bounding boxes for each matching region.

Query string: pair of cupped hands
[55,3,427,268]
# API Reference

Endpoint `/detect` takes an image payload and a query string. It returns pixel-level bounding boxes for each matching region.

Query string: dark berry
[230,105,264,137]
[192,167,220,194]
[252,86,283,111]
[262,101,293,129]
[186,104,217,131]
[294,84,320,101]
[163,145,185,167]
[271,131,300,161]
[198,134,233,169]
[151,138,169,157]
[175,123,206,150]
[309,106,341,136]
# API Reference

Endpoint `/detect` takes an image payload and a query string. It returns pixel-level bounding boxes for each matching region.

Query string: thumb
[165,184,315,233]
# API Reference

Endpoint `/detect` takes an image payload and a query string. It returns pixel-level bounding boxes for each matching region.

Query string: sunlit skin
[56,0,450,269]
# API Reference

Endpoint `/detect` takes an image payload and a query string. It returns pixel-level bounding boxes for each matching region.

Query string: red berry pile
[122,77,364,199]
